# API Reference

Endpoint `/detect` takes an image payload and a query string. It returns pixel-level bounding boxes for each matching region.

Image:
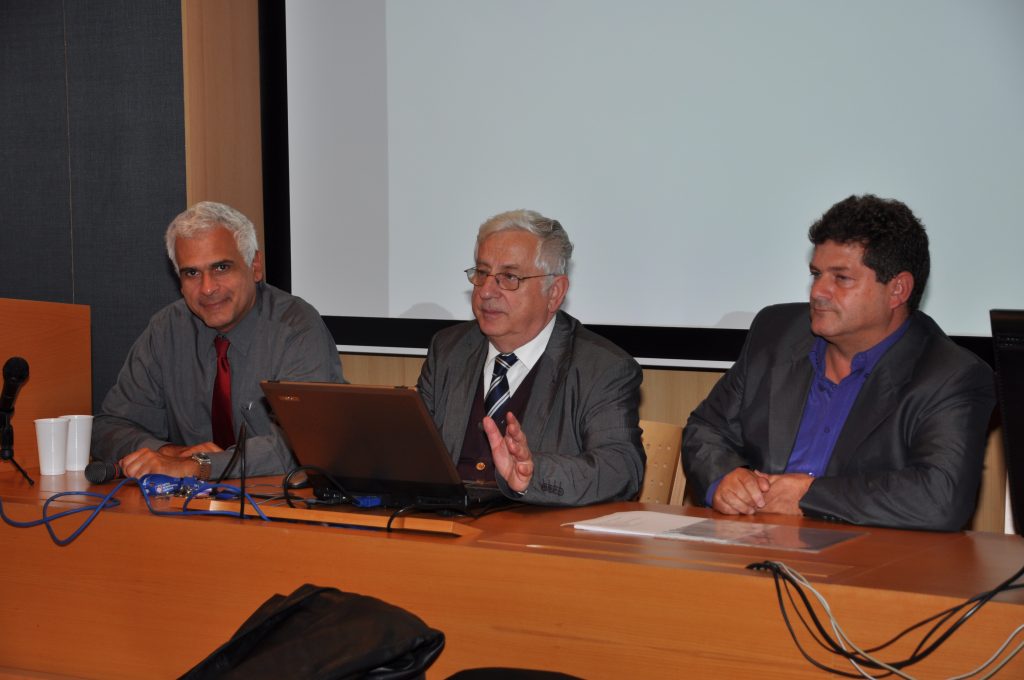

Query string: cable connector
[139,474,207,499]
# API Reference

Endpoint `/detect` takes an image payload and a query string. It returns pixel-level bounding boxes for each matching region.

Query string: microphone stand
[0,413,35,486]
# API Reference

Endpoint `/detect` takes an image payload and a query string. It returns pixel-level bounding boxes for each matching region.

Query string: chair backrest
[637,419,684,504]
[991,309,1024,534]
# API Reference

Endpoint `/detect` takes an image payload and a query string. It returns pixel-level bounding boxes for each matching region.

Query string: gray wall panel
[0,0,186,407]
[0,0,73,302]
[64,0,185,406]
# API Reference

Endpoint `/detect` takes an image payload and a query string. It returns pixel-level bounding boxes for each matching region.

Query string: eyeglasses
[464,267,555,291]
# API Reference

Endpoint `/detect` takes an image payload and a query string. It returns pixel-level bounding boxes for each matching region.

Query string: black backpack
[181,584,445,680]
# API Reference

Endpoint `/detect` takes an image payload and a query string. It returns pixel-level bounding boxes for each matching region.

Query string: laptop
[260,381,505,509]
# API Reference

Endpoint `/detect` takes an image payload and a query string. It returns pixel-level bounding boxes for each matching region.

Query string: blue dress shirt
[786,319,910,478]
[704,319,910,505]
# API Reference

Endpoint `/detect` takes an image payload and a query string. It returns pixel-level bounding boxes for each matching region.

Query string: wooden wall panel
[340,353,725,426]
[181,0,264,246]
[0,299,91,469]
[975,431,1007,533]
[340,353,426,388]
[638,367,723,426]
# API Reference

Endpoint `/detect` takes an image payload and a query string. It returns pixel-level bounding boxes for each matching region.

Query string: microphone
[0,357,29,414]
[85,460,123,484]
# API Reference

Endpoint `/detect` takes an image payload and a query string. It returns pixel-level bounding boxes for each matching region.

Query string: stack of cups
[34,415,93,475]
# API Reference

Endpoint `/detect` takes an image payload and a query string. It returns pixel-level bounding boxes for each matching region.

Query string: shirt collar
[199,282,265,356]
[486,314,558,372]
[809,317,911,380]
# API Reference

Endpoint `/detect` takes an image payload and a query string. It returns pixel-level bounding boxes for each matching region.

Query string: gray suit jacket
[682,303,995,531]
[417,311,645,506]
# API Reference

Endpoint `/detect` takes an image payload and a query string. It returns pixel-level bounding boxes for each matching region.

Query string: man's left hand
[482,412,533,493]
[156,441,222,459]
[119,441,222,478]
[758,472,813,515]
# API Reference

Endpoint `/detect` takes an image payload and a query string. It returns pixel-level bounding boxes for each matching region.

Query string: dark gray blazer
[417,311,645,506]
[682,303,995,531]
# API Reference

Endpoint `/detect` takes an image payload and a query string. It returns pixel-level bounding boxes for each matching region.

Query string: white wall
[287,0,1024,336]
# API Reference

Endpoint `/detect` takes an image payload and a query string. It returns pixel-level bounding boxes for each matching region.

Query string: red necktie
[211,336,235,448]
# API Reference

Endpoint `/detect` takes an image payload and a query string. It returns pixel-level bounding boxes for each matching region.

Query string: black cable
[903,564,1024,665]
[469,498,521,518]
[770,562,910,674]
[768,563,908,677]
[382,496,521,531]
[281,467,308,508]
[748,560,1024,676]
[385,502,474,531]
[213,445,241,484]
[750,562,862,672]
[763,565,868,677]
[752,562,851,655]
[281,465,355,509]
[386,504,425,531]
[776,566,874,664]
[847,561,1024,668]
[238,422,247,519]
[272,469,519,531]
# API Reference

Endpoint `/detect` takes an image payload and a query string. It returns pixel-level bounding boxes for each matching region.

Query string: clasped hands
[119,441,222,479]
[711,467,813,516]
[481,412,532,494]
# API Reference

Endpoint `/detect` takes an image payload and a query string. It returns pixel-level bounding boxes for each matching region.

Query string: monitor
[990,310,1024,534]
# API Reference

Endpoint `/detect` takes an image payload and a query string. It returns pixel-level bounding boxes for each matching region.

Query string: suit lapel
[826,369,901,474]
[826,317,923,474]
[521,312,573,442]
[443,333,489,457]
[768,351,813,471]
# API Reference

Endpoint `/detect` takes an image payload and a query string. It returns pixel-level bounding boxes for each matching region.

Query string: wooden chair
[637,419,685,504]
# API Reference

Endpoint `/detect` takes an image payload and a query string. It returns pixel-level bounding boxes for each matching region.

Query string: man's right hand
[119,441,222,478]
[711,467,771,515]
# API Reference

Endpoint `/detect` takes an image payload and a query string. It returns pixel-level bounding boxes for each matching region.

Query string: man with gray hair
[93,201,344,480]
[418,210,645,505]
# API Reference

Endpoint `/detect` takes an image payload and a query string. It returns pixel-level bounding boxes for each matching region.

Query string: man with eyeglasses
[417,210,645,505]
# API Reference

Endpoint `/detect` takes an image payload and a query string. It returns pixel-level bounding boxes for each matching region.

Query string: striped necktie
[484,352,519,421]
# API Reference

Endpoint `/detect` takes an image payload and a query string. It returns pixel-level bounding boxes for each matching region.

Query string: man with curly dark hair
[682,195,994,531]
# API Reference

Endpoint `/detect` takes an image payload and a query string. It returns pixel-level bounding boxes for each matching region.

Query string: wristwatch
[191,452,212,481]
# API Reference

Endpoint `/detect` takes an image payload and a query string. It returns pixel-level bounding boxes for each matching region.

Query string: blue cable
[0,474,272,547]
[135,474,270,521]
[1,478,129,546]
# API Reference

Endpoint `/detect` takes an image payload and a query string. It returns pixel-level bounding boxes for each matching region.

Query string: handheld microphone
[85,460,123,484]
[0,357,29,414]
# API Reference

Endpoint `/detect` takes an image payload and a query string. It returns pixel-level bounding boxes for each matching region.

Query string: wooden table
[1,468,1022,679]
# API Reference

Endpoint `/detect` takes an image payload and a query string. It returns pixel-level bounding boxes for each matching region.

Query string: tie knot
[493,352,518,376]
[215,335,230,357]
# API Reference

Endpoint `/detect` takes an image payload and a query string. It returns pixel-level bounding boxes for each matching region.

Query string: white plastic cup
[62,414,94,471]
[35,417,70,475]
